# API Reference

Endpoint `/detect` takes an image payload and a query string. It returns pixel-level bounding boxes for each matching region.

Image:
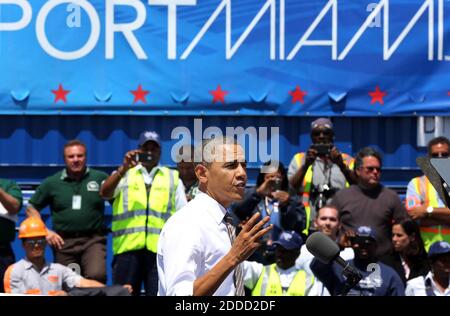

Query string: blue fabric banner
[0,0,449,115]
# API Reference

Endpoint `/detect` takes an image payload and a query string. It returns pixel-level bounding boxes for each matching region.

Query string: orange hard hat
[18,217,48,239]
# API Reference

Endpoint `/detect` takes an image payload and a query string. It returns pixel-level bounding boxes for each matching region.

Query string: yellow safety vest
[112,166,179,255]
[294,152,354,235]
[251,264,313,296]
[411,176,450,251]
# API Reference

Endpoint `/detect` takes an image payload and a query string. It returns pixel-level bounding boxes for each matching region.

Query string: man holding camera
[311,226,405,296]
[100,131,187,296]
[288,118,355,236]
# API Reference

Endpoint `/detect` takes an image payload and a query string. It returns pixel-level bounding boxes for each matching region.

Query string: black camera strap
[313,158,333,190]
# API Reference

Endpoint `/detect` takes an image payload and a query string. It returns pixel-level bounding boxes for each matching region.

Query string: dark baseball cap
[138,131,161,147]
[428,241,450,258]
[356,226,377,241]
[273,231,303,250]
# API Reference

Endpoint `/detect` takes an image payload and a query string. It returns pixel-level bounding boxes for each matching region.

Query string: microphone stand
[335,257,362,296]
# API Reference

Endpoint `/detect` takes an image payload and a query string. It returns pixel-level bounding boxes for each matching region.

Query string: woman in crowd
[383,219,430,284]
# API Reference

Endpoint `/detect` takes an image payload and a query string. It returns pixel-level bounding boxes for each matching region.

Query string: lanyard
[313,158,332,188]
[263,197,279,216]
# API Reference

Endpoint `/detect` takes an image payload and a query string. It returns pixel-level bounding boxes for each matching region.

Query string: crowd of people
[0,118,449,296]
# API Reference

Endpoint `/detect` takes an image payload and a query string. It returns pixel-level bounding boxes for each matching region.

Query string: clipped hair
[194,136,240,168]
[354,147,382,170]
[427,136,450,155]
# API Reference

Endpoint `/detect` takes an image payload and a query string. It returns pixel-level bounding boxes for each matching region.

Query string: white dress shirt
[405,272,450,296]
[157,192,236,296]
[243,261,321,296]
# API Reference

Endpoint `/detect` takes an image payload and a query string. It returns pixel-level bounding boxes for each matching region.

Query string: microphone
[306,232,362,296]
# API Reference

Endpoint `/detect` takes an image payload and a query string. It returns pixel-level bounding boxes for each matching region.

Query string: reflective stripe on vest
[295,152,354,236]
[111,226,162,237]
[295,153,311,235]
[251,264,312,296]
[112,208,173,222]
[112,166,178,255]
[412,176,450,251]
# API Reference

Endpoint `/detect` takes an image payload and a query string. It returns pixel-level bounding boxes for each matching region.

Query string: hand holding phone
[273,178,282,191]
[135,152,153,163]
[349,236,372,246]
[311,143,332,156]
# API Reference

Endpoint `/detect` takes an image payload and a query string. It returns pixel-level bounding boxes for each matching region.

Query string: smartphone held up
[273,178,282,191]
[135,152,153,163]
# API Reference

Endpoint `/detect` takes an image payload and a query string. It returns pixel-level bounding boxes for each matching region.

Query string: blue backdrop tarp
[1,0,449,115]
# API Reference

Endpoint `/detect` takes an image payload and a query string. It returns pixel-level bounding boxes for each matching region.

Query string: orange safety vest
[294,152,354,235]
[409,176,450,251]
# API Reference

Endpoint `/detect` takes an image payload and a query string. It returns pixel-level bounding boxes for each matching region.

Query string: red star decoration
[289,86,307,104]
[51,84,70,103]
[130,84,150,104]
[369,86,387,104]
[447,92,450,97]
[209,85,229,104]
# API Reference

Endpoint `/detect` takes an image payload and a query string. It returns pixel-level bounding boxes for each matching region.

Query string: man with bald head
[157,137,272,296]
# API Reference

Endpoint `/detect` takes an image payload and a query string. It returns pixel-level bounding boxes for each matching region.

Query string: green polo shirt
[28,168,108,233]
[0,179,23,244]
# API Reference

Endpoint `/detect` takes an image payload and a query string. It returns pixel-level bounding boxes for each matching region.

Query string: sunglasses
[350,236,374,246]
[25,239,45,246]
[361,166,381,173]
[431,152,449,158]
[311,130,333,137]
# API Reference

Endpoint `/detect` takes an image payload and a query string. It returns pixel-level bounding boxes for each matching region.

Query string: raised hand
[228,212,273,264]
[305,146,318,167]
[256,178,276,197]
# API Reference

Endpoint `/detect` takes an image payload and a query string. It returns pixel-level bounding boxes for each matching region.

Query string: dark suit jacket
[379,253,430,285]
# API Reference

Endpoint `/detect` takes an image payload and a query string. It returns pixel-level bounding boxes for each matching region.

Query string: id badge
[72,195,82,210]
